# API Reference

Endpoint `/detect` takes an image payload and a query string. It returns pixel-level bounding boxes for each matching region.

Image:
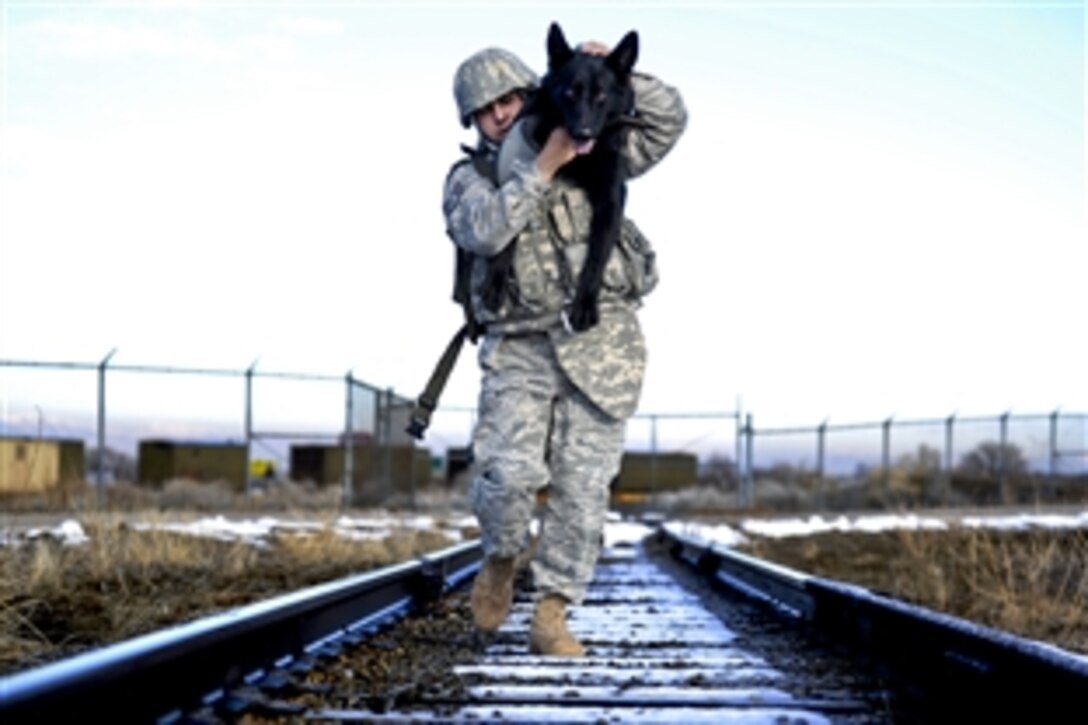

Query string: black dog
[483,22,639,332]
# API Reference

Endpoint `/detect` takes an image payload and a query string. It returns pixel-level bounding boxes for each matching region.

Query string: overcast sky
[1,1,1084,448]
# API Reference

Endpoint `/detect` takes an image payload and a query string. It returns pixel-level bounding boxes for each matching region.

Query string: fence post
[96,348,118,505]
[244,359,258,497]
[371,387,382,504]
[882,417,892,490]
[1049,409,1060,478]
[816,420,827,479]
[343,372,355,509]
[383,388,394,502]
[734,399,743,497]
[944,413,956,505]
[999,410,1011,504]
[744,413,754,508]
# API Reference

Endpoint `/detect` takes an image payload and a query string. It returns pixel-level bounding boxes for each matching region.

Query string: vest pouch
[469,237,549,321]
[508,224,550,306]
[614,218,659,299]
[547,189,659,301]
[546,190,586,246]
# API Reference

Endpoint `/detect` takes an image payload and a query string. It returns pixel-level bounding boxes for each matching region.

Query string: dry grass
[0,512,457,675]
[4,477,1087,678]
[646,483,1088,656]
[741,526,1088,655]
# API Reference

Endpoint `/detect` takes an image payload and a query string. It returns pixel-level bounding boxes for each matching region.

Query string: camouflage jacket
[442,71,687,419]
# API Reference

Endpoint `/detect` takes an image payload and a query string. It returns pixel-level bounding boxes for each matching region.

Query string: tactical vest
[447,146,497,342]
[410,141,658,439]
[449,139,659,338]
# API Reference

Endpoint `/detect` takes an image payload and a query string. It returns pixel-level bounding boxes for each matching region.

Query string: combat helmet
[454,47,538,128]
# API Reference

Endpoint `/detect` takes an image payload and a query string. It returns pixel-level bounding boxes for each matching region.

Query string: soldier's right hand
[536,127,579,180]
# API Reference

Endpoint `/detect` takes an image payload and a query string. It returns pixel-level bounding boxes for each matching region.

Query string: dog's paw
[567,299,599,332]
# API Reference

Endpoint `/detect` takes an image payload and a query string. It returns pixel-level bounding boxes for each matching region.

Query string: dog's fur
[483,22,639,332]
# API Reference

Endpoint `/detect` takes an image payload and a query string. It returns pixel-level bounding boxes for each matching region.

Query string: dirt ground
[0,523,462,676]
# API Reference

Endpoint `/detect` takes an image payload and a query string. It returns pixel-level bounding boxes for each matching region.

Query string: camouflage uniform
[445,55,686,604]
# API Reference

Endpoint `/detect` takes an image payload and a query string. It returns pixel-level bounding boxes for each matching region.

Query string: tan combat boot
[529,594,586,656]
[470,556,515,632]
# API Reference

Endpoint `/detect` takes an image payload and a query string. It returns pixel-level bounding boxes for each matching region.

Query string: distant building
[137,440,247,490]
[613,451,699,498]
[0,436,85,492]
[290,442,430,501]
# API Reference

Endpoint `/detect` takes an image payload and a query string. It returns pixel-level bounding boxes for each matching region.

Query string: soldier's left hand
[578,41,609,56]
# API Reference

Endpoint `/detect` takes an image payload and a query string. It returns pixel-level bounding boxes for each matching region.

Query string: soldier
[445,41,686,655]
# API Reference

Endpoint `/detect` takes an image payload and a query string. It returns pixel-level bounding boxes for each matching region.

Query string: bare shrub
[157,479,237,511]
[646,485,740,514]
[959,441,1028,478]
[242,479,342,512]
[743,527,1088,655]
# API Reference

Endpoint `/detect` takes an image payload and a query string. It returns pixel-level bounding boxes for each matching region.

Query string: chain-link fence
[342,380,427,507]
[3,356,1085,512]
[740,412,1087,510]
[0,356,424,507]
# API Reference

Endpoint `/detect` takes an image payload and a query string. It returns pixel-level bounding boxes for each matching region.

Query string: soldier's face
[474,91,524,142]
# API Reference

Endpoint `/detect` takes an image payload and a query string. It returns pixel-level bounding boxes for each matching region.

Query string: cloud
[273,16,344,37]
[33,18,231,62]
[25,16,307,65]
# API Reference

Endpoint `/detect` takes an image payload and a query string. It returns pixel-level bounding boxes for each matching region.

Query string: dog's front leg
[568,194,622,332]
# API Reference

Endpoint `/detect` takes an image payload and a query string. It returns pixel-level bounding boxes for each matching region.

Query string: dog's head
[541,22,638,155]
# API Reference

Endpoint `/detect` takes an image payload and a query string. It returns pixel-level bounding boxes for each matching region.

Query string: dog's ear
[547,22,574,70]
[606,30,639,78]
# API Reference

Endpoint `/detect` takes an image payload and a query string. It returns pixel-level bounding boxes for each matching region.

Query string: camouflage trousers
[470,332,626,605]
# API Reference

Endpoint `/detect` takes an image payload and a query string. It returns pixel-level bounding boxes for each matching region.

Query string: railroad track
[2,523,1085,722]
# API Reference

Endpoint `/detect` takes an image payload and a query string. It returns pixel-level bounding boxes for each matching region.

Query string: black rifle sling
[406,147,498,440]
[405,323,469,440]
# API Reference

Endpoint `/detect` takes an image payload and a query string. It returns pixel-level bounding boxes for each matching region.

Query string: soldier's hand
[536,126,579,180]
[578,41,610,56]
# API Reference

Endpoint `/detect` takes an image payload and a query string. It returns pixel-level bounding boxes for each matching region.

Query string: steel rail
[0,540,483,723]
[660,525,1088,718]
[7,525,1087,722]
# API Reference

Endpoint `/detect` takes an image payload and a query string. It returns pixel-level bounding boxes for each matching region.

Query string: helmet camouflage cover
[454,47,538,128]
